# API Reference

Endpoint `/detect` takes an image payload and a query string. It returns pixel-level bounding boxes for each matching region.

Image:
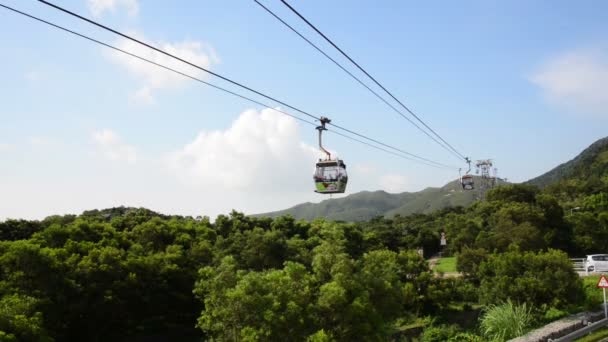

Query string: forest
[0,168,607,342]
[0,139,607,341]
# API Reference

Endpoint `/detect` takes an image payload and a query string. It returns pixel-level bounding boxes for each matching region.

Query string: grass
[480,300,533,341]
[582,275,607,310]
[575,327,608,342]
[434,257,457,273]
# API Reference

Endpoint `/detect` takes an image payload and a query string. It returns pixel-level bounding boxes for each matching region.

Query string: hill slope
[526,136,608,188]
[255,176,501,221]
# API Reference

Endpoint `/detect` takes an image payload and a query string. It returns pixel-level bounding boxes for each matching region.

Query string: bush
[582,276,605,310]
[448,332,484,341]
[542,306,568,322]
[486,184,539,204]
[477,249,583,308]
[480,300,533,341]
[420,324,461,342]
[456,248,488,280]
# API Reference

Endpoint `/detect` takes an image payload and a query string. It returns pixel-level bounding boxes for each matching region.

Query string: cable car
[459,157,474,190]
[461,174,474,190]
[314,159,348,194]
[313,117,348,194]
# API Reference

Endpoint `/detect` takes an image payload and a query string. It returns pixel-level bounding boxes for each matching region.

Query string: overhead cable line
[327,129,449,169]
[0,4,316,126]
[253,0,453,158]
[34,0,459,169]
[252,0,455,159]
[279,0,468,161]
[4,1,456,170]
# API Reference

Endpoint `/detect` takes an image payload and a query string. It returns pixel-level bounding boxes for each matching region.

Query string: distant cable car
[461,174,474,190]
[459,157,474,190]
[313,117,348,194]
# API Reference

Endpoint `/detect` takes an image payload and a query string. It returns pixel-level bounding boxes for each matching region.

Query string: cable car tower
[475,159,497,199]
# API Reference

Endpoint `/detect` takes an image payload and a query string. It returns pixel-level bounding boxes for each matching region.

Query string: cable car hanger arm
[317,117,331,160]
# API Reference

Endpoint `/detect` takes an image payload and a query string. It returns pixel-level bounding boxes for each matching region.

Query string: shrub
[477,249,583,308]
[542,306,568,322]
[448,332,484,341]
[480,300,533,341]
[421,324,461,342]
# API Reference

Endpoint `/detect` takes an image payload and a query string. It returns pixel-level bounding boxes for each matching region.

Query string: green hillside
[258,136,608,222]
[526,136,608,188]
[255,176,507,221]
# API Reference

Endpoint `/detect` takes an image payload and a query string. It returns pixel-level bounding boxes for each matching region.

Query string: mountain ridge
[254,176,496,221]
[525,136,608,188]
[256,136,608,221]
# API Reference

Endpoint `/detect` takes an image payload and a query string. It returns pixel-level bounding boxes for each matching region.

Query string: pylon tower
[475,159,497,200]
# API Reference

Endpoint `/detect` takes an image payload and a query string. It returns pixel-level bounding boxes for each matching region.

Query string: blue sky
[1,0,607,220]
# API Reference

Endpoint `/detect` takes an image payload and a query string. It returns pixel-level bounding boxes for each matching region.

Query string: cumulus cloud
[167,108,319,192]
[529,48,608,118]
[92,129,137,164]
[88,0,139,17]
[379,173,409,193]
[106,34,219,104]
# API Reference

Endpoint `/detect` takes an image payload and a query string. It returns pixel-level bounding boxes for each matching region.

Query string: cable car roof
[316,159,346,168]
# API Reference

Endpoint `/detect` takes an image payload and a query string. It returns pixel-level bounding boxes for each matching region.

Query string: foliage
[486,184,538,204]
[541,306,568,322]
[477,249,583,308]
[527,136,608,189]
[479,300,533,341]
[582,276,606,310]
[0,294,52,342]
[420,324,461,342]
[457,248,488,281]
[0,137,605,340]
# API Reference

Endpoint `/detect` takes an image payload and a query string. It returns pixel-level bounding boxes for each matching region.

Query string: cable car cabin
[461,175,474,190]
[313,159,348,194]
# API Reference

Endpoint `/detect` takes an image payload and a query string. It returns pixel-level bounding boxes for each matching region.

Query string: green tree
[477,249,583,308]
[195,258,314,341]
[0,294,52,342]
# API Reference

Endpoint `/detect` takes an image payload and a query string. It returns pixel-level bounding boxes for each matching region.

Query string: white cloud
[107,34,219,104]
[88,0,139,17]
[167,108,319,192]
[529,48,608,118]
[0,143,13,151]
[92,129,137,164]
[379,173,409,193]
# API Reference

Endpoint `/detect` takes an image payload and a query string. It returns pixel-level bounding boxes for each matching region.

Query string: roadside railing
[551,317,608,342]
[570,258,608,276]
[571,258,585,272]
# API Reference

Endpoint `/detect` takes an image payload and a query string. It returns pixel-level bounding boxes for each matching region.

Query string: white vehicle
[585,254,608,273]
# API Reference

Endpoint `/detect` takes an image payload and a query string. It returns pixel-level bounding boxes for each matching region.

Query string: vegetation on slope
[256,178,488,222]
[526,136,608,188]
